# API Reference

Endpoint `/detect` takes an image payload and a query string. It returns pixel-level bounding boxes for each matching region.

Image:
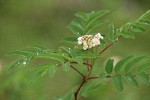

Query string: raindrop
[23,61,27,65]
[36,52,39,55]
[17,62,21,65]
[68,48,71,53]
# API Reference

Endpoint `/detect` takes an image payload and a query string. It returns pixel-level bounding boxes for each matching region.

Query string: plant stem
[74,37,123,100]
[99,36,122,54]
[70,65,85,78]
[74,62,93,100]
[74,77,87,100]
[99,42,113,54]
[87,76,99,80]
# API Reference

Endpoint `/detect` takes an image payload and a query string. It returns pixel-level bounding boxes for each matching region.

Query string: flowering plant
[77,33,104,50]
[8,10,150,100]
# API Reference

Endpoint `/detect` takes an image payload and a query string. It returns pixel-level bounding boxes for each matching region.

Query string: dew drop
[36,52,39,55]
[23,61,27,65]
[17,62,21,64]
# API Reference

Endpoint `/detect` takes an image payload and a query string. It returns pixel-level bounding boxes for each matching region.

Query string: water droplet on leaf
[36,52,39,55]
[23,61,27,65]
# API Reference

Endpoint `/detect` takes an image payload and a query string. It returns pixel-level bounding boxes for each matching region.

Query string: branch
[99,36,122,54]
[70,65,85,78]
[56,64,85,77]
[87,76,99,80]
[88,75,111,80]
[71,62,92,67]
[74,78,87,100]
[99,42,113,54]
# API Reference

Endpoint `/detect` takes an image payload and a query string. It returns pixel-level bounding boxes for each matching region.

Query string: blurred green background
[0,0,150,100]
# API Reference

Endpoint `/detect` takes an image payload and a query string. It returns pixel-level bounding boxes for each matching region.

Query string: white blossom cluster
[77,33,104,50]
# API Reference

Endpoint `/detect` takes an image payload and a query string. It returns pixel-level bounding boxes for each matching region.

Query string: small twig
[71,61,92,67]
[87,76,99,80]
[74,63,93,100]
[70,65,85,78]
[74,78,87,100]
[99,42,113,54]
[56,64,85,78]
[99,36,122,54]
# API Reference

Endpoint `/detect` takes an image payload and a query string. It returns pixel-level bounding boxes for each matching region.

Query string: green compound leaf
[37,52,65,63]
[108,24,117,42]
[138,10,150,20]
[80,81,101,97]
[29,45,50,50]
[74,12,88,22]
[137,62,150,73]
[86,10,110,28]
[7,50,35,57]
[99,72,106,79]
[32,63,57,78]
[62,62,70,72]
[112,75,123,92]
[8,59,24,71]
[86,20,108,34]
[127,72,138,88]
[105,59,114,74]
[69,10,109,36]
[80,53,101,59]
[131,24,146,33]
[67,19,84,36]
[124,56,146,73]
[138,72,149,83]
[62,37,78,43]
[121,31,135,39]
[60,46,78,57]
[138,19,150,26]
[74,56,83,65]
[114,55,134,74]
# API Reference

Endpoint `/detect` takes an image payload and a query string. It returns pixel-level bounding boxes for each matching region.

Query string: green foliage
[80,81,101,97]
[124,56,146,73]
[127,72,138,88]
[105,59,114,74]
[114,55,133,74]
[62,62,71,72]
[7,10,150,100]
[108,24,117,42]
[32,63,57,78]
[112,75,123,92]
[138,72,149,83]
[68,10,110,36]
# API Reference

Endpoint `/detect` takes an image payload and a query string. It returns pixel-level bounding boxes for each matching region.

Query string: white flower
[77,37,83,45]
[94,33,104,40]
[77,37,82,41]
[88,40,93,48]
[77,33,104,50]
[92,38,100,46]
[83,41,88,50]
[78,40,82,45]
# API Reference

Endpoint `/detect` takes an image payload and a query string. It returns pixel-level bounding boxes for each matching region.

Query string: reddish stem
[87,76,99,80]
[99,36,122,54]
[70,65,85,78]
[74,78,87,100]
